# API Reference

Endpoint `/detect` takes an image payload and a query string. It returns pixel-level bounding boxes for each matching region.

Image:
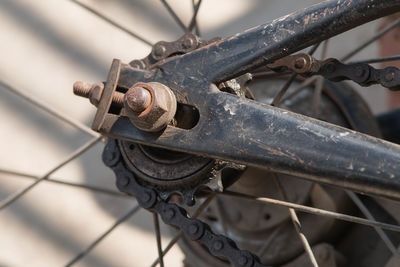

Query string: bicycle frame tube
[94,0,400,200]
[160,0,400,83]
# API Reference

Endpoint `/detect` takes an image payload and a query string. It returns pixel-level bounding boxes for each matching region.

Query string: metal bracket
[92,58,121,131]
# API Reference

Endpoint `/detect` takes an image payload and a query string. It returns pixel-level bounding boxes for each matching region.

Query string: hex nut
[124,82,177,132]
[89,82,105,106]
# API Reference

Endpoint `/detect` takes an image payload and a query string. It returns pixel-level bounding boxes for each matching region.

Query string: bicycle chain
[102,139,266,267]
[129,33,222,70]
[267,53,400,91]
[105,33,266,266]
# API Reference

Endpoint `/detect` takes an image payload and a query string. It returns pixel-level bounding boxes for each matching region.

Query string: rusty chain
[267,53,400,91]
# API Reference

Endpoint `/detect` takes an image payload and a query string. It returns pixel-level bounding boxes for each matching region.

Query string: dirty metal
[85,0,400,201]
[72,0,400,266]
[179,75,379,266]
[91,58,121,131]
[124,86,151,113]
[267,53,321,74]
[103,139,264,267]
[129,33,221,70]
[268,53,400,90]
[159,0,400,83]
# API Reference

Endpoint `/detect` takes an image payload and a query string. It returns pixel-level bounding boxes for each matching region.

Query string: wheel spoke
[280,76,318,103]
[252,70,293,79]
[160,0,187,33]
[188,0,202,32]
[273,176,319,267]
[341,17,400,62]
[191,0,201,35]
[349,54,400,65]
[271,73,297,106]
[65,204,140,266]
[150,195,215,267]
[271,42,321,106]
[308,42,322,56]
[312,75,324,117]
[215,197,228,235]
[346,191,400,260]
[0,80,98,137]
[257,225,285,256]
[0,136,101,211]
[153,213,165,267]
[216,190,400,233]
[69,0,153,46]
[0,168,128,198]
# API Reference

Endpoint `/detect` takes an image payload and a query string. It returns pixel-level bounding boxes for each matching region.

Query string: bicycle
[2,0,400,266]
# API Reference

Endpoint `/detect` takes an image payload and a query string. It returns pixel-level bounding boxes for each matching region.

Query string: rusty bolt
[124,82,177,132]
[125,86,152,113]
[294,57,307,69]
[88,83,105,106]
[73,81,124,107]
[73,81,92,97]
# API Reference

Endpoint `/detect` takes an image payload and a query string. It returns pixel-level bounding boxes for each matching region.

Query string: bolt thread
[113,92,125,107]
[73,81,91,98]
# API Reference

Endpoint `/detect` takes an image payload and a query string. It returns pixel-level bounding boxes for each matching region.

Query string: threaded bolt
[73,81,124,107]
[73,81,92,97]
[111,92,125,107]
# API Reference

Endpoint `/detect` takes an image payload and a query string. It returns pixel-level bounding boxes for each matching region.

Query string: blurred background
[0,0,392,266]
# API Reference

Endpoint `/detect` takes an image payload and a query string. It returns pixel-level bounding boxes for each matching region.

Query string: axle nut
[124,82,177,132]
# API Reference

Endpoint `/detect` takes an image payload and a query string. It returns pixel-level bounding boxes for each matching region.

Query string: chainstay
[102,139,266,267]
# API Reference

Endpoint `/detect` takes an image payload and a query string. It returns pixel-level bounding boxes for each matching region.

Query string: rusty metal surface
[267,53,321,74]
[268,53,400,90]
[72,1,400,265]
[179,77,375,266]
[123,82,177,132]
[102,76,400,200]
[87,0,400,201]
[73,81,124,108]
[119,141,214,188]
[91,58,121,131]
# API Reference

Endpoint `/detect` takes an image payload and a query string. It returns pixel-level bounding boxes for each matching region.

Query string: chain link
[268,53,400,91]
[102,139,267,267]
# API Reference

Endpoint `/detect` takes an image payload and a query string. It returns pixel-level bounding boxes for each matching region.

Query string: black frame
[93,0,400,200]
